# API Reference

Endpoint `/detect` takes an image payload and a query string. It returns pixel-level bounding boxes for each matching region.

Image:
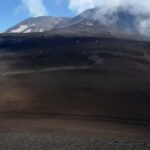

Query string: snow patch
[31,24,36,27]
[24,29,31,33]
[40,29,44,32]
[10,25,29,33]
[86,22,94,26]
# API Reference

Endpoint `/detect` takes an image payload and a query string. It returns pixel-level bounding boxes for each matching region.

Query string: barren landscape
[0,113,150,150]
[0,34,150,149]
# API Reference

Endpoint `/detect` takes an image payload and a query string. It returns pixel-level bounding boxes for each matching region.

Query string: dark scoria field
[0,34,150,149]
[0,34,150,119]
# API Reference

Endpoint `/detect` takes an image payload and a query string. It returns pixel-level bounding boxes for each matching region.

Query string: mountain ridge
[5,7,150,37]
[6,16,69,33]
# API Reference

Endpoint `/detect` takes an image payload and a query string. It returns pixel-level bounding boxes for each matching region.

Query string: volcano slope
[0,33,150,119]
[0,33,150,149]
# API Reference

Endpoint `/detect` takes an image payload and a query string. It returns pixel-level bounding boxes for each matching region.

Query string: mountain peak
[6,7,150,36]
[6,16,69,33]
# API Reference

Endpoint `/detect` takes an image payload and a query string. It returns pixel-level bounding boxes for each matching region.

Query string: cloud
[21,0,48,17]
[68,0,150,14]
[13,4,25,16]
[69,0,98,14]
[68,0,150,35]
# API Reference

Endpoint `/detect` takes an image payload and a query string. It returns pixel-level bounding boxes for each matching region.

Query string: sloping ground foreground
[0,35,150,149]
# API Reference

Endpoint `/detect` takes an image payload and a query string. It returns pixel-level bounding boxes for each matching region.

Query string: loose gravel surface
[0,114,149,150]
[0,132,149,150]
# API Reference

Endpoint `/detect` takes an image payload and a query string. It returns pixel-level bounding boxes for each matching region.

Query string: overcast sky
[1,0,150,33]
